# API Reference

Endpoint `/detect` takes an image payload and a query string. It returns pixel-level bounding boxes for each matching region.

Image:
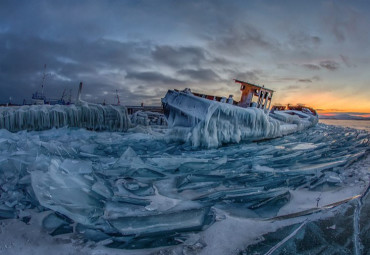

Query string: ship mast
[68,89,72,104]
[115,90,120,105]
[61,89,66,100]
[40,64,50,96]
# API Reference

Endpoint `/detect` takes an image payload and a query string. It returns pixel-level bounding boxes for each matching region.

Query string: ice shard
[108,205,212,236]
[31,167,104,225]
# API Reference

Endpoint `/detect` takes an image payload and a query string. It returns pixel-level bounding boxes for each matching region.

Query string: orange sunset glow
[272,88,370,113]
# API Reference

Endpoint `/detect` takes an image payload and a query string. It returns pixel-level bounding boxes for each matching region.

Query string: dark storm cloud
[302,64,321,70]
[0,34,150,76]
[177,68,220,82]
[152,46,206,68]
[340,54,355,68]
[76,39,151,69]
[287,85,300,90]
[0,32,155,104]
[0,27,237,104]
[125,71,184,85]
[319,60,340,71]
[276,77,297,82]
[232,70,261,84]
[312,36,321,44]
[287,32,321,51]
[151,45,234,73]
[209,24,278,56]
[274,76,317,84]
[298,79,312,83]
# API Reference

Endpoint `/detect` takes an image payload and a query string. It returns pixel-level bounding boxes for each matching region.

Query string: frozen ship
[31,65,71,105]
[162,79,318,147]
[0,82,130,132]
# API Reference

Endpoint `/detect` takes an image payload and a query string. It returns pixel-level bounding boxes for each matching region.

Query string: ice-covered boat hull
[162,89,318,147]
[162,89,217,127]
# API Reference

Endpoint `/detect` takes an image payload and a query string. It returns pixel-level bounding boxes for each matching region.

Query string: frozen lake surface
[320,119,370,132]
[0,123,369,254]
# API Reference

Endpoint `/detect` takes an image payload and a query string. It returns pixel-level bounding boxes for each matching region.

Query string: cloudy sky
[1,0,369,112]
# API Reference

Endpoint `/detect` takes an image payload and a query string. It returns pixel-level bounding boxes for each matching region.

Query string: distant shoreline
[319,116,370,121]
[320,119,370,132]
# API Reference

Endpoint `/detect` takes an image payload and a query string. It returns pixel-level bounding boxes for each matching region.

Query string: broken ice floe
[244,186,370,254]
[0,123,369,250]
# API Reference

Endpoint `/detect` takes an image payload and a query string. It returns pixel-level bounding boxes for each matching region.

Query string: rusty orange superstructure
[181,79,275,111]
[234,79,274,109]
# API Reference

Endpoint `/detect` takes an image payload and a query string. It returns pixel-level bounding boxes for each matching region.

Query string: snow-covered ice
[0,122,369,254]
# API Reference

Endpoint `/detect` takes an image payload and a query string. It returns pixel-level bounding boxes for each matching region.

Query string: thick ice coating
[0,103,130,132]
[162,90,318,147]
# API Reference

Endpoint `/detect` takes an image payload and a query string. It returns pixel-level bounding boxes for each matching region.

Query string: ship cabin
[188,79,274,111]
[235,79,274,110]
